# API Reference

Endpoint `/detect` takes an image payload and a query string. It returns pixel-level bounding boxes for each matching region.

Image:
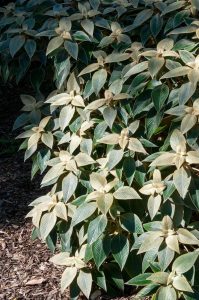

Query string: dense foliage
[1,0,199,299]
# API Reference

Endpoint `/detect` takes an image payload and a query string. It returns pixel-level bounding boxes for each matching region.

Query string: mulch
[0,84,140,300]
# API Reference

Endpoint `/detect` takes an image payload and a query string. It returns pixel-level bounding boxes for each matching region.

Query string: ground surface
[0,85,137,299]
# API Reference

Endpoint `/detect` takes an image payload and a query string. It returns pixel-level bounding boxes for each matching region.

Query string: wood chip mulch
[0,153,69,300]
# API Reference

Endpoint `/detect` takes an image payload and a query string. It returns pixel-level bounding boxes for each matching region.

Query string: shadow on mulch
[0,84,68,300]
[0,84,140,300]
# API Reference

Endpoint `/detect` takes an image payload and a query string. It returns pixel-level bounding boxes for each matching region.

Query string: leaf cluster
[2,0,199,299]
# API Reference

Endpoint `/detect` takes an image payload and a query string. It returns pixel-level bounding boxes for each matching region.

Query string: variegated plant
[3,0,199,299]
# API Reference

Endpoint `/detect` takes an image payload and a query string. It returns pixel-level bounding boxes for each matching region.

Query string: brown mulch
[0,151,70,300]
[0,84,143,300]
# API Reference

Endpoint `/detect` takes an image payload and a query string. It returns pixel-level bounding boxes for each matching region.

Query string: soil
[0,84,142,300]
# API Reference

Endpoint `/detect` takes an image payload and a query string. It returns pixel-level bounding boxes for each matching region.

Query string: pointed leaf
[173,167,191,199]
[92,69,107,95]
[87,215,107,244]
[61,267,77,293]
[77,270,92,299]
[9,35,25,57]
[40,211,57,240]
[111,234,129,270]
[62,172,78,202]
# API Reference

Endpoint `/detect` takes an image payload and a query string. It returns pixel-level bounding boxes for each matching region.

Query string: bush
[2,0,199,298]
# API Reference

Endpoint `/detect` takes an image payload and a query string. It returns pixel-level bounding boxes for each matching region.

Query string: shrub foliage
[1,0,199,298]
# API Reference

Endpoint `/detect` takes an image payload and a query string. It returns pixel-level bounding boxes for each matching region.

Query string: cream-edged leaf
[41,164,65,185]
[62,172,78,202]
[113,186,141,200]
[172,275,193,292]
[128,138,147,154]
[98,133,119,145]
[50,252,72,266]
[156,286,177,300]
[40,211,57,240]
[124,61,148,77]
[77,270,92,299]
[148,57,164,78]
[41,132,54,149]
[81,19,94,37]
[138,232,163,254]
[46,36,63,55]
[148,194,161,220]
[170,129,186,153]
[173,167,191,199]
[177,228,199,245]
[79,63,100,76]
[92,69,107,95]
[181,114,197,133]
[161,66,190,79]
[165,235,179,253]
[61,267,77,293]
[75,153,95,167]
[90,172,107,190]
[59,105,75,131]
[54,202,67,220]
[150,153,176,167]
[97,193,113,214]
[186,151,199,164]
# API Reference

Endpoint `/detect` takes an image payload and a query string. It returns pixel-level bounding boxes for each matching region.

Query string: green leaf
[103,106,117,129]
[124,61,148,77]
[158,244,174,271]
[87,215,108,244]
[172,251,199,274]
[105,263,124,291]
[72,202,97,226]
[93,270,107,291]
[150,14,163,37]
[125,9,153,31]
[77,270,92,299]
[152,84,169,111]
[64,41,78,60]
[106,149,124,171]
[92,236,111,269]
[127,273,152,286]
[135,283,159,298]
[148,57,164,78]
[111,234,129,270]
[61,267,77,293]
[41,164,64,186]
[81,19,94,37]
[123,157,136,185]
[120,213,143,234]
[24,39,36,59]
[73,31,91,42]
[56,57,71,89]
[9,35,25,57]
[62,172,78,202]
[92,69,107,95]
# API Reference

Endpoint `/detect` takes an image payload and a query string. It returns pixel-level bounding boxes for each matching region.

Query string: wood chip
[25,278,46,286]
